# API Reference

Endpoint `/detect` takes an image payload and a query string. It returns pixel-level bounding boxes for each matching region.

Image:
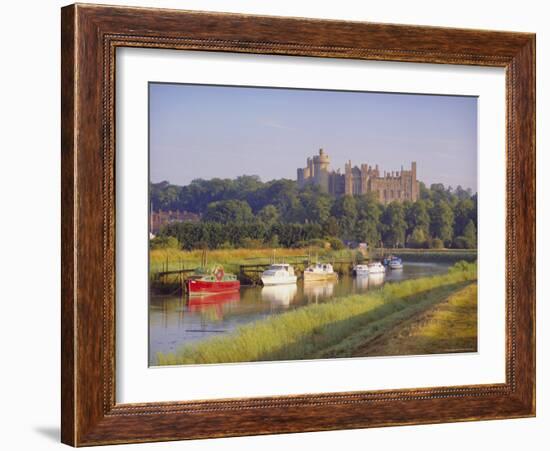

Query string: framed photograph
[61,3,535,446]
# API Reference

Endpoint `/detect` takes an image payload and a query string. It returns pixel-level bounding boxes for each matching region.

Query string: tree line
[151,176,477,250]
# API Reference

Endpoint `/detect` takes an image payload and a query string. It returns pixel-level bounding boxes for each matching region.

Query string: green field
[156,262,477,365]
[355,283,478,356]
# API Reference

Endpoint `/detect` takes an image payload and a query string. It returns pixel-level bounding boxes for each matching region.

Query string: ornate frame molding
[62,4,535,446]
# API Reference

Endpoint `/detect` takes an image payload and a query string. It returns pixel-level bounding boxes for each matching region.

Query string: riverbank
[150,247,360,290]
[351,283,477,357]
[150,247,476,273]
[389,248,477,263]
[151,247,307,275]
[150,247,476,292]
[155,262,477,365]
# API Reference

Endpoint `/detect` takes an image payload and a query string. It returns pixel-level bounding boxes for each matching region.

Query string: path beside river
[351,283,478,357]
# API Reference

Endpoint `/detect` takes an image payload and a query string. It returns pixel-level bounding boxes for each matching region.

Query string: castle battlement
[297,149,419,204]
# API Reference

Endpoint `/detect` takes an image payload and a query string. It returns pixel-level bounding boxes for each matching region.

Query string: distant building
[150,209,200,234]
[297,148,419,204]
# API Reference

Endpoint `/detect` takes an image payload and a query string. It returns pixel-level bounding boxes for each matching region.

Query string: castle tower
[344,160,353,196]
[360,163,369,195]
[317,148,330,171]
[313,148,330,192]
[411,161,419,201]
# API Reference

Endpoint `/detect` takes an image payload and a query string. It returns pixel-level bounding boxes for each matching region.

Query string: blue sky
[149,83,477,191]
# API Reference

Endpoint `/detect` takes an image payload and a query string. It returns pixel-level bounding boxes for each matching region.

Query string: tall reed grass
[150,247,358,277]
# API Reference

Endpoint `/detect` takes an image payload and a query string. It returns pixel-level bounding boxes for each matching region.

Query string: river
[149,261,452,365]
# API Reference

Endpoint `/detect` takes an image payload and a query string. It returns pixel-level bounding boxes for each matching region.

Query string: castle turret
[411,161,419,201]
[344,160,353,196]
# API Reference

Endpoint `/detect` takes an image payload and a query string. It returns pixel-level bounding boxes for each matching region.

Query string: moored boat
[388,257,403,270]
[186,265,240,296]
[303,262,338,281]
[367,261,386,274]
[261,263,297,285]
[353,264,369,276]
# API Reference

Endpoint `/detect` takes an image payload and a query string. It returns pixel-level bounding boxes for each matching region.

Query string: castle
[297,148,419,204]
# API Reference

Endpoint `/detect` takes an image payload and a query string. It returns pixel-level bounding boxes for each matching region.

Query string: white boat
[261,263,298,285]
[353,264,369,276]
[303,262,338,281]
[367,262,386,274]
[388,257,403,270]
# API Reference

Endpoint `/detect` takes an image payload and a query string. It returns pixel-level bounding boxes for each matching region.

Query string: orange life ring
[214,266,224,281]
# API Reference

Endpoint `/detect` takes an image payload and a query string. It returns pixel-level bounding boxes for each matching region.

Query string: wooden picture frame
[61,3,535,446]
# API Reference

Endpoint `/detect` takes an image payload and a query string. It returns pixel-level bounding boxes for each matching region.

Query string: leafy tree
[455,185,473,201]
[257,204,279,226]
[405,199,430,239]
[429,200,454,245]
[153,176,477,250]
[453,198,475,237]
[203,200,254,223]
[408,226,428,248]
[150,181,181,211]
[295,185,332,224]
[331,195,357,239]
[381,202,407,247]
[355,195,382,247]
[462,219,477,249]
[354,219,380,247]
[323,216,340,237]
[419,181,431,201]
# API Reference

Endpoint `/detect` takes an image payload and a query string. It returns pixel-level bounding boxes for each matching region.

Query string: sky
[149,83,477,191]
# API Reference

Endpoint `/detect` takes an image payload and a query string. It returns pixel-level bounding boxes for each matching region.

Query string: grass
[151,247,477,276]
[359,283,478,356]
[150,247,359,284]
[156,262,477,365]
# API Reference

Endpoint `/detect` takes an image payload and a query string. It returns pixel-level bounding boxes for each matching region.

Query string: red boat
[185,266,240,296]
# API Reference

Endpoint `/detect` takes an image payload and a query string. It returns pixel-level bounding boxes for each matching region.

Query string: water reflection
[261,284,298,307]
[187,292,240,320]
[368,273,385,287]
[355,274,370,290]
[303,281,336,303]
[149,261,452,364]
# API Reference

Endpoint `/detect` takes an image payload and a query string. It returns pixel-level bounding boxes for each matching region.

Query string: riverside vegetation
[151,177,477,251]
[156,262,477,365]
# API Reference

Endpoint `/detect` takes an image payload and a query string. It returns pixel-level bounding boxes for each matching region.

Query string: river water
[149,261,451,365]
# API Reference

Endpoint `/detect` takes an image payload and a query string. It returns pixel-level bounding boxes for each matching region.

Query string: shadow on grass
[254,281,473,362]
